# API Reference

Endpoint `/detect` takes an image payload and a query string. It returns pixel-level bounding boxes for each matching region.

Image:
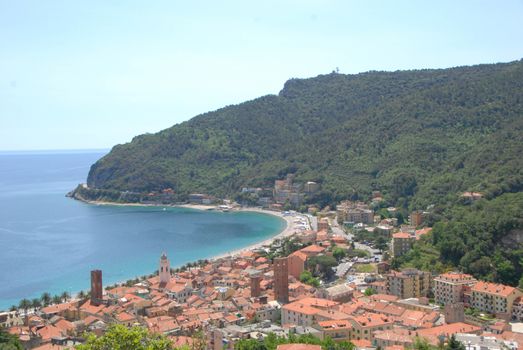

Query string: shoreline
[75,197,304,263]
[2,198,305,312]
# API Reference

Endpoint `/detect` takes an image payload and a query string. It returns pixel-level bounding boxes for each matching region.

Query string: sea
[0,150,285,310]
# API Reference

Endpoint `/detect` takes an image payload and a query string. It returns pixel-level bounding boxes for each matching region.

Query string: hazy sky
[1,1,522,150]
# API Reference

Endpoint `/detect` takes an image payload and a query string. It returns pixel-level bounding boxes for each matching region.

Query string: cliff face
[86,60,523,207]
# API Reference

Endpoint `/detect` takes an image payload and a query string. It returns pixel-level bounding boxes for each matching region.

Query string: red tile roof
[471,281,517,297]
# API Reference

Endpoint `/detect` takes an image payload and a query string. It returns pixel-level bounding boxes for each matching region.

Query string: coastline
[0,197,304,312]
[76,198,303,262]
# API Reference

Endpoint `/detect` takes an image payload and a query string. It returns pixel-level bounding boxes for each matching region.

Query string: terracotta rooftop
[471,281,517,297]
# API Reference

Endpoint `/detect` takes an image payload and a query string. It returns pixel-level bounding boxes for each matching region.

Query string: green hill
[78,60,523,286]
[85,60,523,210]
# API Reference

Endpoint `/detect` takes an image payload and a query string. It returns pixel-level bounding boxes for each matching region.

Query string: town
[1,177,520,350]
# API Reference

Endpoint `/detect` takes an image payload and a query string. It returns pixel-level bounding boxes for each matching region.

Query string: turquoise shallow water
[0,151,285,310]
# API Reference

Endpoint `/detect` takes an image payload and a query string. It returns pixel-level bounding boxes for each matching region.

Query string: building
[318,218,330,232]
[337,201,374,225]
[315,320,352,342]
[288,251,307,279]
[444,302,465,323]
[470,281,523,319]
[250,272,262,298]
[347,313,394,342]
[461,192,483,203]
[391,232,415,257]
[433,272,477,305]
[281,297,338,326]
[512,297,523,321]
[90,270,103,306]
[386,269,431,299]
[274,257,289,303]
[273,174,304,206]
[455,334,518,350]
[159,253,171,287]
[409,211,424,227]
[318,283,354,303]
[304,182,320,194]
[188,193,213,204]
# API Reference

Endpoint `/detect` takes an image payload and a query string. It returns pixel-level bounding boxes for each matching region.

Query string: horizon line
[0,148,110,155]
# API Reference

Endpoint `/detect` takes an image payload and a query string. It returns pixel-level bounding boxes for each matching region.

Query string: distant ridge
[84,59,523,209]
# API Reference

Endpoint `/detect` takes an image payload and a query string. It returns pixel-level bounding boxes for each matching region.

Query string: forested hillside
[78,60,523,285]
[86,60,523,211]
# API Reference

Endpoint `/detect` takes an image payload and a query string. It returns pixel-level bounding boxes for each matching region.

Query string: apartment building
[471,281,523,319]
[386,269,431,299]
[391,232,415,257]
[281,297,338,326]
[433,272,477,305]
[337,201,374,224]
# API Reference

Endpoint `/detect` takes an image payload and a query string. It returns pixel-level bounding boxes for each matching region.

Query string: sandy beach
[208,207,302,260]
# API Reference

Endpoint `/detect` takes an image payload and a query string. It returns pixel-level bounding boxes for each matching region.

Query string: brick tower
[90,269,103,305]
[250,272,262,298]
[274,257,289,303]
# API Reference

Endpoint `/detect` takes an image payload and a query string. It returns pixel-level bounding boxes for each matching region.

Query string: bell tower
[159,252,171,286]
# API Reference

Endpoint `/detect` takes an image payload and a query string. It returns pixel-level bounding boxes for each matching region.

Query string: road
[331,217,382,261]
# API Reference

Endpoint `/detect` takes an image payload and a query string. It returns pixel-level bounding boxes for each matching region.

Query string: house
[288,251,307,279]
[347,313,394,342]
[318,283,354,303]
[315,319,352,342]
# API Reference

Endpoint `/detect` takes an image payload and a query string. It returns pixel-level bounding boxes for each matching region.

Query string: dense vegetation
[84,60,522,210]
[80,60,523,284]
[0,327,23,350]
[76,325,196,350]
[234,333,353,350]
[394,192,523,286]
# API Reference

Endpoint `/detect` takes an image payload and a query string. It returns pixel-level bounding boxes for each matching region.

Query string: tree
[364,288,376,296]
[18,299,31,317]
[307,255,338,279]
[375,236,389,252]
[299,271,320,287]
[333,246,347,262]
[234,332,354,350]
[31,298,41,312]
[60,291,70,303]
[52,295,62,305]
[40,292,51,306]
[411,337,438,350]
[78,290,86,300]
[0,327,24,350]
[76,324,182,350]
[446,334,465,350]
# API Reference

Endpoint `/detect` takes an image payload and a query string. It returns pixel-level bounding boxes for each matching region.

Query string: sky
[1,1,522,151]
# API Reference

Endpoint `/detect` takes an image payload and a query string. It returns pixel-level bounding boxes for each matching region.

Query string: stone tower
[159,253,171,286]
[90,270,103,305]
[274,257,289,303]
[250,272,262,298]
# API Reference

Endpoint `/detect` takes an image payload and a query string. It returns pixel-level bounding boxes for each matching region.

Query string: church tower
[159,252,171,286]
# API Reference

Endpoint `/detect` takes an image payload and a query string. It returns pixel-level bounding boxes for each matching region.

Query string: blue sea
[0,150,285,310]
